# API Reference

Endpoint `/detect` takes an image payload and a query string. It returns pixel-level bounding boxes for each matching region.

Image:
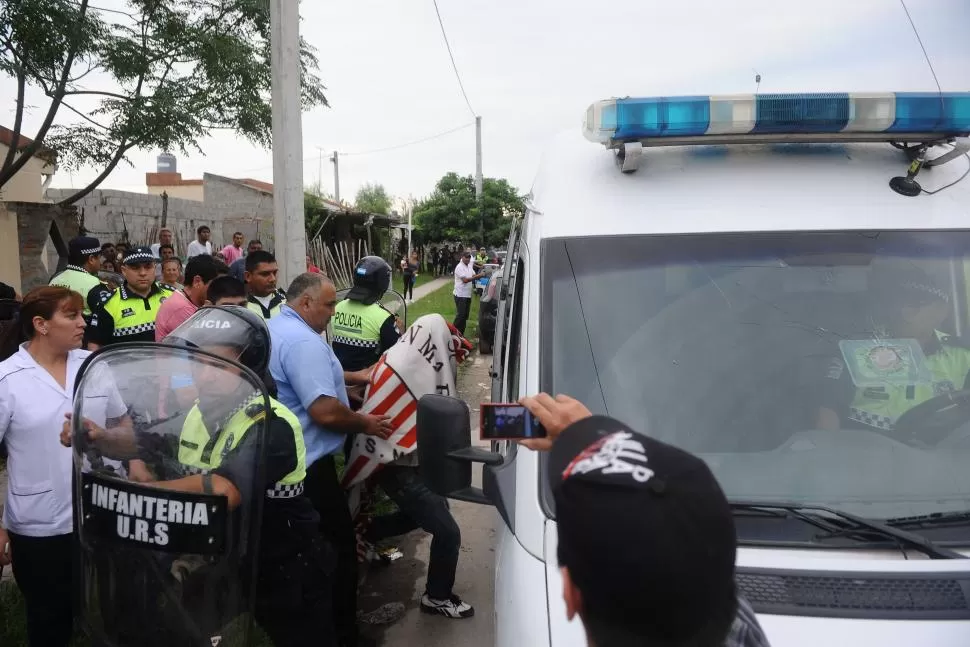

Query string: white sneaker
[420,593,475,619]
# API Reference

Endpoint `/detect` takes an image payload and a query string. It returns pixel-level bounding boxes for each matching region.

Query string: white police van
[417,91,970,647]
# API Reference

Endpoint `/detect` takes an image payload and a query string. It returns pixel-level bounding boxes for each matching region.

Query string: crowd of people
[0,230,481,647]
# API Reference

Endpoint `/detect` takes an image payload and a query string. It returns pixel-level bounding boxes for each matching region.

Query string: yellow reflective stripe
[178,397,306,487]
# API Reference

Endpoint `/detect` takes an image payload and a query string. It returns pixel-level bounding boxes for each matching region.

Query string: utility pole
[475,115,483,246]
[316,147,324,196]
[330,151,340,204]
[270,0,306,286]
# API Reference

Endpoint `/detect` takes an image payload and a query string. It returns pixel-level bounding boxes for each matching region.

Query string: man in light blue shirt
[267,271,391,647]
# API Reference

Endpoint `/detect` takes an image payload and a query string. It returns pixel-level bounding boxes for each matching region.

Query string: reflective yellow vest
[178,396,307,498]
[246,289,287,320]
[99,282,174,343]
[49,266,102,315]
[848,333,970,431]
[332,300,390,351]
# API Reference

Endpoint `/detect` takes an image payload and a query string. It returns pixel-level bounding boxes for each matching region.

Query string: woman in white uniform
[0,286,126,647]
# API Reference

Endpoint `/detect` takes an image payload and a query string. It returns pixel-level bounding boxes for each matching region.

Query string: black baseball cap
[549,416,737,644]
[122,245,156,266]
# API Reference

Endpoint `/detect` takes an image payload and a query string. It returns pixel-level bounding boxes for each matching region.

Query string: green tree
[354,183,392,215]
[0,0,326,205]
[413,172,524,248]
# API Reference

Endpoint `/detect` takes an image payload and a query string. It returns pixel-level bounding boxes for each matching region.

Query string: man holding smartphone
[519,394,772,647]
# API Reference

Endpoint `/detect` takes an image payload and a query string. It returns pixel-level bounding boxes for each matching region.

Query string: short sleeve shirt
[268,306,350,465]
[0,346,126,536]
[454,261,475,298]
[154,290,199,341]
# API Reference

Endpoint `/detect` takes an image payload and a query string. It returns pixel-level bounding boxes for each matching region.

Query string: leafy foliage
[0,0,327,204]
[354,183,392,215]
[412,172,524,248]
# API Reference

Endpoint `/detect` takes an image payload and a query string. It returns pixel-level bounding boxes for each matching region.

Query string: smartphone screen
[480,403,546,440]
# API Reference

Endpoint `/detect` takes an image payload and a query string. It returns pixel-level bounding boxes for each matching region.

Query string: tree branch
[60,101,113,132]
[57,1,153,206]
[0,64,27,178]
[62,89,131,101]
[56,139,134,206]
[0,0,91,189]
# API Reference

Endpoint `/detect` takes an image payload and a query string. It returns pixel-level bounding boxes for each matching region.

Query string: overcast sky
[4,0,969,204]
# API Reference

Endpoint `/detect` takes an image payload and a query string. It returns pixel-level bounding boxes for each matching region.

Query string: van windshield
[540,232,970,525]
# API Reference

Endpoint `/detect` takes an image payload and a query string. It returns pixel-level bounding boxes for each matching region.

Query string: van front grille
[736,568,970,620]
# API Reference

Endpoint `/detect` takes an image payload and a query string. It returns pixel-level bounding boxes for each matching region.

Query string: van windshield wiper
[730,500,964,560]
[886,510,970,529]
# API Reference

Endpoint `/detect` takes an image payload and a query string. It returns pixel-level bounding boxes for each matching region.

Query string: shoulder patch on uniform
[942,334,970,350]
[245,403,266,420]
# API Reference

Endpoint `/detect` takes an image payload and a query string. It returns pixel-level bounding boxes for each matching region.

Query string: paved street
[359,351,498,647]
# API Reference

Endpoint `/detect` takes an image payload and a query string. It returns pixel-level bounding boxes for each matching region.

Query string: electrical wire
[920,153,970,195]
[233,122,476,173]
[340,122,474,157]
[432,0,477,118]
[899,0,943,96]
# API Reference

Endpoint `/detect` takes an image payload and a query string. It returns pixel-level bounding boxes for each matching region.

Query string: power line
[432,0,477,118]
[341,122,474,156]
[234,122,475,173]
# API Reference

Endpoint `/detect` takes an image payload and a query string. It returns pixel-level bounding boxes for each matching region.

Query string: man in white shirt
[149,227,174,258]
[453,251,483,335]
[186,225,213,258]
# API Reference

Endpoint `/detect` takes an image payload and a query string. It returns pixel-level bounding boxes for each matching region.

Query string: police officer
[159,306,336,646]
[244,250,287,319]
[331,256,401,372]
[49,235,113,321]
[70,306,337,647]
[818,265,970,435]
[88,246,176,349]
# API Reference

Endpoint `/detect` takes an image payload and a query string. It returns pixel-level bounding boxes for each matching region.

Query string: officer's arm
[379,314,401,352]
[216,415,297,488]
[86,283,112,314]
[86,304,115,351]
[150,474,242,509]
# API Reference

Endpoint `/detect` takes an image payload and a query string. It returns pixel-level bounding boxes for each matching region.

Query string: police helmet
[346,255,392,305]
[164,305,271,375]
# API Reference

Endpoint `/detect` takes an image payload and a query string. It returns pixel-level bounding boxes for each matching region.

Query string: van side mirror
[417,394,503,506]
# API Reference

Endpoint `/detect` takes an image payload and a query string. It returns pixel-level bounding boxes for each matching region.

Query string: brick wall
[46,172,275,255]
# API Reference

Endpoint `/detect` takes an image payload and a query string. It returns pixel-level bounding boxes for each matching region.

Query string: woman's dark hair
[0,286,84,361]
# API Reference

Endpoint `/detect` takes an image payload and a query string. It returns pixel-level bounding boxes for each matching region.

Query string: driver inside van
[817,265,970,434]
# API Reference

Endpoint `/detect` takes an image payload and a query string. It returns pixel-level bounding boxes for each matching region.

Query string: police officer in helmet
[331,256,401,373]
[69,306,337,647]
[159,306,337,646]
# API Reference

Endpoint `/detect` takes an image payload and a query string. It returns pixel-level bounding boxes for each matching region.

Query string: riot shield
[326,287,408,343]
[72,343,269,647]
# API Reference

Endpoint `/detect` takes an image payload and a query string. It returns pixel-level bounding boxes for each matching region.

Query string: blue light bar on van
[583,92,970,144]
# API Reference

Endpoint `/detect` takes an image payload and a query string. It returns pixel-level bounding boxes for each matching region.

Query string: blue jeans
[365,465,461,600]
